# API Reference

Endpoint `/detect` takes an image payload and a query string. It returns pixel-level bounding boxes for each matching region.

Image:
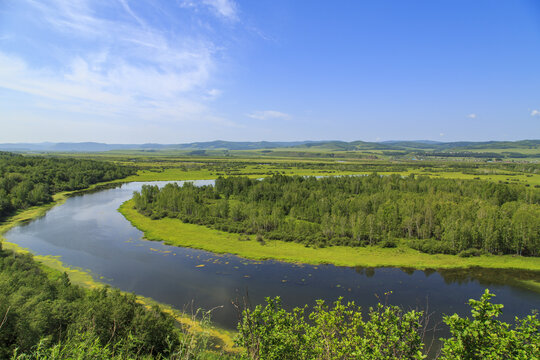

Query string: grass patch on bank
[119,199,540,272]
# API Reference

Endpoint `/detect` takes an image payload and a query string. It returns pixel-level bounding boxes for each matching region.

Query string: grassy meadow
[119,200,540,272]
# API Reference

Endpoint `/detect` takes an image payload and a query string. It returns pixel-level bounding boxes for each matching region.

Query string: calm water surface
[4,181,539,350]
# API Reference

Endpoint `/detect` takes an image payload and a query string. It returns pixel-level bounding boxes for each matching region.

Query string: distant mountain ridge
[0,140,538,152]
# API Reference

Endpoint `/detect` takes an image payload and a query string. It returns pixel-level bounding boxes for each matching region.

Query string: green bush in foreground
[0,247,224,360]
[236,290,539,360]
[439,290,539,360]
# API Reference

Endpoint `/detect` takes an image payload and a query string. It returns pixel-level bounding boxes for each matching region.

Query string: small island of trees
[132,174,539,256]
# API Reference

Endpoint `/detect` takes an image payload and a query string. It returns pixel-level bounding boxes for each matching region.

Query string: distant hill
[172,140,312,150]
[0,139,538,153]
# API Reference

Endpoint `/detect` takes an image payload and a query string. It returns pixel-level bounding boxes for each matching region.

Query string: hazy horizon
[0,139,538,147]
[1,1,539,143]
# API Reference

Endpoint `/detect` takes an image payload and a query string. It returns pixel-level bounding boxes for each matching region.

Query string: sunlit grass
[119,200,540,272]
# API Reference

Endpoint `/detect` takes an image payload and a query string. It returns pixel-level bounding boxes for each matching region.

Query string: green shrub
[408,239,456,255]
[458,248,483,257]
[439,289,540,360]
[236,297,424,360]
[379,239,397,248]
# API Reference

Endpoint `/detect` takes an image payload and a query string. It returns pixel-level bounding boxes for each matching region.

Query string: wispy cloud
[247,110,291,120]
[531,109,540,117]
[467,113,477,119]
[0,0,236,127]
[203,0,238,21]
[180,0,238,21]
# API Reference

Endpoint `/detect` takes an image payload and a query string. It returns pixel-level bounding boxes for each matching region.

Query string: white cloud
[467,113,477,119]
[439,132,445,137]
[203,0,238,21]
[247,110,291,120]
[531,109,540,117]
[206,88,222,99]
[0,0,237,128]
[180,0,238,21]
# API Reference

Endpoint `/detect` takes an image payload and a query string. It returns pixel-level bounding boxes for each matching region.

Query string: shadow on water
[355,266,540,291]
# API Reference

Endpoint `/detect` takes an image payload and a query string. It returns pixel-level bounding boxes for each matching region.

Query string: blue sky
[0,0,539,143]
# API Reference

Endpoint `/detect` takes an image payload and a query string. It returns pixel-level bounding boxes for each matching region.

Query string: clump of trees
[133,174,539,256]
[235,290,539,360]
[0,245,226,359]
[0,245,175,358]
[0,152,135,219]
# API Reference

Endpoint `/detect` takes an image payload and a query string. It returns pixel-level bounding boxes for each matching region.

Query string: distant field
[107,161,540,187]
[38,149,540,187]
[462,147,540,154]
[113,168,540,187]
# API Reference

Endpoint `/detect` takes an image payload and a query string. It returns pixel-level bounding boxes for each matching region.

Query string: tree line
[133,174,540,256]
[0,152,135,219]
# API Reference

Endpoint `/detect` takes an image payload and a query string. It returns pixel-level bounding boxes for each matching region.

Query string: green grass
[119,200,540,272]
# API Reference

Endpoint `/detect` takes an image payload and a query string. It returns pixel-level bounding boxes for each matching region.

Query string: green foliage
[457,248,483,258]
[133,174,540,256]
[439,289,540,359]
[0,152,135,219]
[235,297,425,360]
[236,292,539,360]
[0,248,180,358]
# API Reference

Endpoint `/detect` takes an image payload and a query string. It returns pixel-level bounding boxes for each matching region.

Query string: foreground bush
[236,290,539,360]
[439,290,539,360]
[236,296,424,360]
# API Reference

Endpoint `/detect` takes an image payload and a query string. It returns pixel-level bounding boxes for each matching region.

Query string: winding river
[4,181,539,351]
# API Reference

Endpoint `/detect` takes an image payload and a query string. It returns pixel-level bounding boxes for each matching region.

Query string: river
[4,181,539,353]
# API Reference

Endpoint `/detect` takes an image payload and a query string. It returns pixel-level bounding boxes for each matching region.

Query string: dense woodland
[0,245,225,359]
[0,152,135,219]
[133,175,540,256]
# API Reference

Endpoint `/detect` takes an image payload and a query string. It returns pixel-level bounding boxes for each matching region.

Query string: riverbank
[0,186,238,354]
[119,199,540,275]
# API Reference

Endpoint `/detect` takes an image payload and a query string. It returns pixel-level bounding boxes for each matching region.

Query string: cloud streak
[0,0,235,127]
[247,110,291,120]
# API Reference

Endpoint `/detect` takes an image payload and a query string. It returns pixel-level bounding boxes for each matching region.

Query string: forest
[0,244,224,359]
[0,152,135,219]
[132,174,540,256]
